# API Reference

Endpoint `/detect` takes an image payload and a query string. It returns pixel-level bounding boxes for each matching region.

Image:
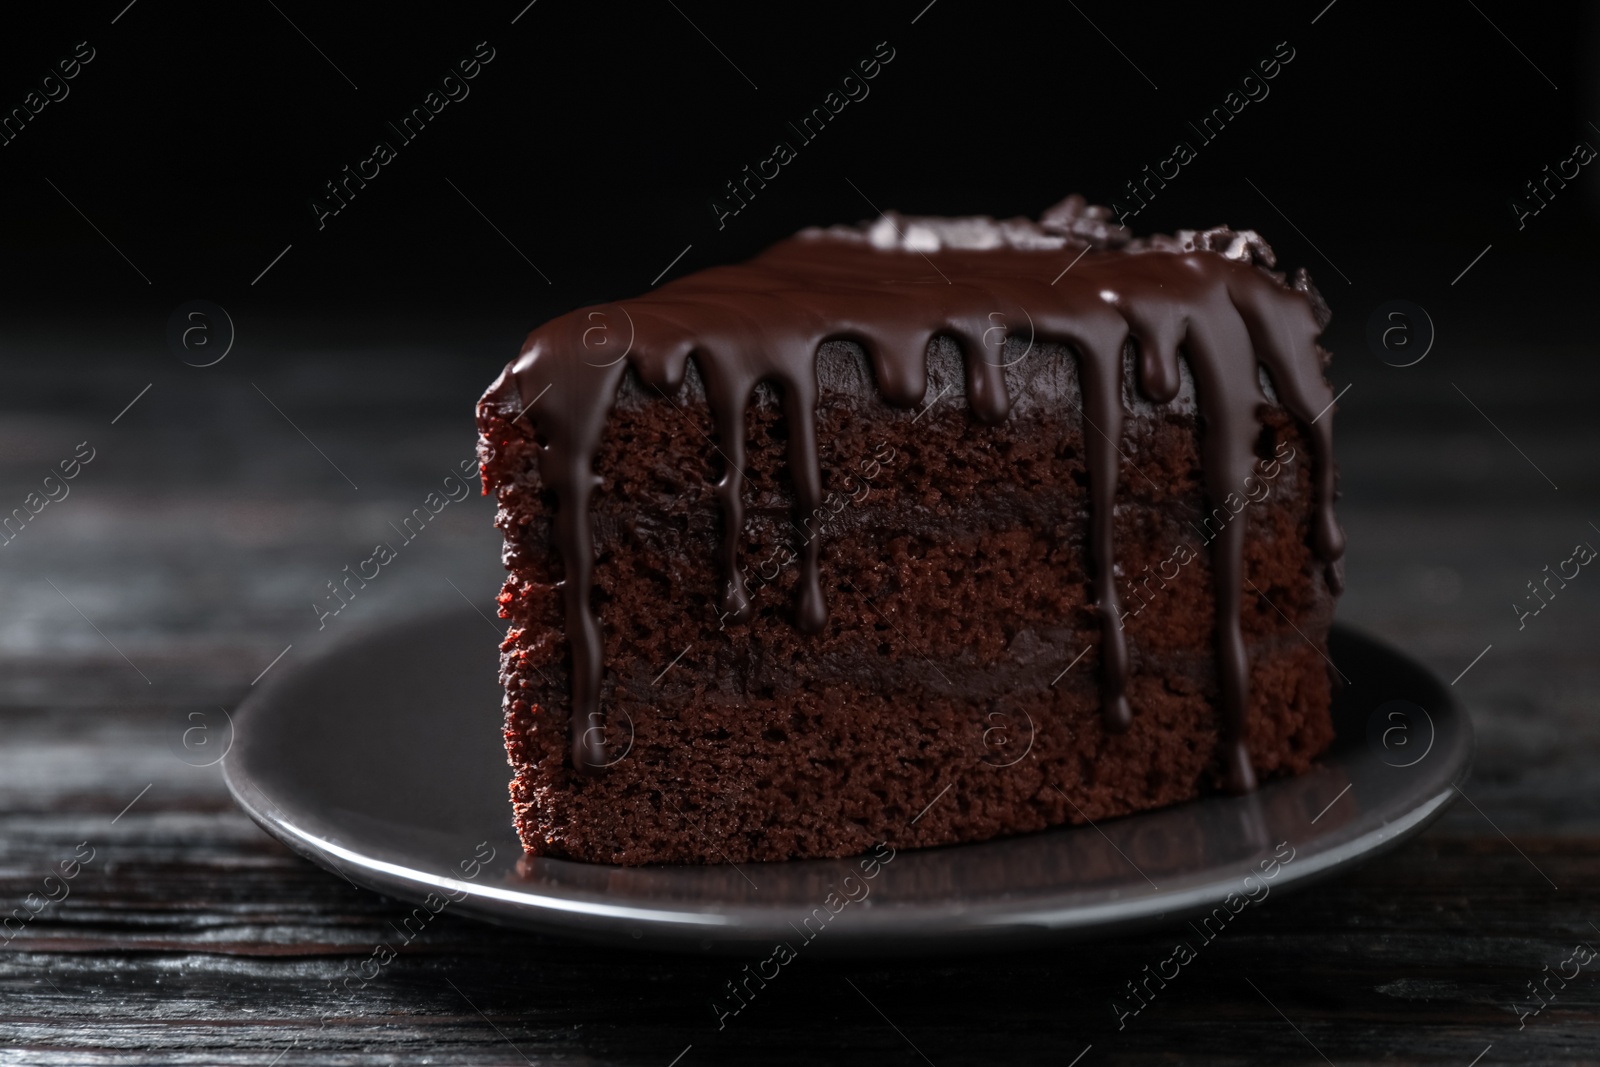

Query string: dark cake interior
[478,197,1344,865]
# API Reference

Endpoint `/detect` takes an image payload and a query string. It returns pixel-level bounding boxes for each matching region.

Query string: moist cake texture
[477,195,1344,865]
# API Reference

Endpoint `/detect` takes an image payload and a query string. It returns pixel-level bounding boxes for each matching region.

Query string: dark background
[3,0,1598,327]
[3,1,1600,1064]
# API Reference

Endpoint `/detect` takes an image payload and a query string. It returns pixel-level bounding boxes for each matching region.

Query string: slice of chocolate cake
[477,195,1344,866]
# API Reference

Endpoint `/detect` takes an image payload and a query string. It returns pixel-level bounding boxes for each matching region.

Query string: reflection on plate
[224,611,1471,955]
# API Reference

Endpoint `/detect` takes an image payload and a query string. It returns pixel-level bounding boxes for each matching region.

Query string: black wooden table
[2,313,1597,1065]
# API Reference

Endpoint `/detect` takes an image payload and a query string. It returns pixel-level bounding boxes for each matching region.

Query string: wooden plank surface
[1,317,1597,1065]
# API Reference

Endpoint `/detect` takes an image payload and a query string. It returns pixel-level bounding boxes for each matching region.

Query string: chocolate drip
[961,321,1013,425]
[1070,316,1134,735]
[526,346,626,774]
[708,362,754,625]
[781,371,828,633]
[1184,288,1269,794]
[499,200,1344,784]
[1227,271,1347,593]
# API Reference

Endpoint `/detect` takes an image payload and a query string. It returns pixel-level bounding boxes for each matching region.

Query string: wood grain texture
[1,321,1596,1064]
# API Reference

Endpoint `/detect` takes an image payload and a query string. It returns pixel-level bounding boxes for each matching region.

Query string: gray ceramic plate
[223,609,1471,955]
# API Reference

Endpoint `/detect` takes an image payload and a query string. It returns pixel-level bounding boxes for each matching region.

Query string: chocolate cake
[477,195,1344,866]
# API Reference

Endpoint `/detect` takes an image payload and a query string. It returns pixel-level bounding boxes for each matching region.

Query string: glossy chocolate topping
[485,195,1344,792]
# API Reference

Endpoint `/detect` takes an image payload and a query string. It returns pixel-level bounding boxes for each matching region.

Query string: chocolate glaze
[485,196,1344,791]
